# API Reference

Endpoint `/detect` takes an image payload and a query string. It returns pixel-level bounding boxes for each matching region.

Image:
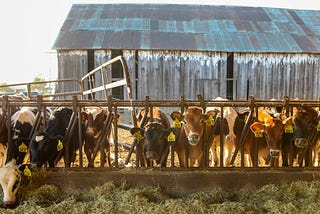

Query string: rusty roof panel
[53,4,320,53]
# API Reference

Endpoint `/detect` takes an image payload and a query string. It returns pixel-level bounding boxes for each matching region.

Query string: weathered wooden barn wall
[137,51,227,100]
[57,50,320,102]
[234,53,320,100]
[57,50,87,98]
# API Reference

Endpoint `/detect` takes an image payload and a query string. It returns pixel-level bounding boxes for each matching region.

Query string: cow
[208,108,235,167]
[29,107,80,168]
[291,106,319,167]
[6,107,37,165]
[0,160,31,207]
[170,106,217,167]
[82,107,115,167]
[233,108,290,167]
[130,107,176,167]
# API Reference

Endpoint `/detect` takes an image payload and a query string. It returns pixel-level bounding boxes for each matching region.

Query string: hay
[1,180,320,213]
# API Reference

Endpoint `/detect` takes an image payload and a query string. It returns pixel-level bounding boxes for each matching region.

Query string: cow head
[82,108,108,139]
[251,119,282,158]
[29,132,64,168]
[171,106,208,146]
[131,122,177,161]
[292,107,318,148]
[0,160,31,207]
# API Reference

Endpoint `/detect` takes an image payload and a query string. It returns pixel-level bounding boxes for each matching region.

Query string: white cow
[0,160,30,206]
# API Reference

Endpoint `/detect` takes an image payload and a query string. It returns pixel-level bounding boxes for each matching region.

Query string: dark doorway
[226,53,234,100]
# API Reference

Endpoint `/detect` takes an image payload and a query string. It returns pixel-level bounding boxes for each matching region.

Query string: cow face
[130,123,176,164]
[250,119,284,158]
[0,161,31,207]
[182,106,207,146]
[29,132,64,168]
[292,107,318,148]
[82,108,108,139]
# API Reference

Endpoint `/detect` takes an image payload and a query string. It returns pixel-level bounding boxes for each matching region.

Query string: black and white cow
[0,160,31,207]
[29,107,81,168]
[6,107,37,165]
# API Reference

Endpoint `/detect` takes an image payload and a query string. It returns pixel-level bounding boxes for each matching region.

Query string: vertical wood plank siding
[57,50,87,99]
[57,50,320,102]
[137,51,227,100]
[234,53,320,100]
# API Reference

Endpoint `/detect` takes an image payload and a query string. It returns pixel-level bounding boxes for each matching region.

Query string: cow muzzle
[146,151,159,160]
[269,149,280,158]
[187,133,199,146]
[294,138,308,148]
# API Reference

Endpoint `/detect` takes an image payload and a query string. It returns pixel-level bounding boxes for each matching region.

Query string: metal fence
[1,94,320,170]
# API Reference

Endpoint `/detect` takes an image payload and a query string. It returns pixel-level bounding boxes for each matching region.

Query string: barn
[52,3,320,101]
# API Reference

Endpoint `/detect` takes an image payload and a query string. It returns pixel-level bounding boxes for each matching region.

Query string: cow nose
[269,149,280,158]
[30,163,39,169]
[226,134,236,144]
[294,138,308,148]
[146,151,158,160]
[187,133,199,146]
[86,127,96,135]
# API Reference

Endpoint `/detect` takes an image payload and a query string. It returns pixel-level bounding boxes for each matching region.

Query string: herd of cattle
[0,95,320,206]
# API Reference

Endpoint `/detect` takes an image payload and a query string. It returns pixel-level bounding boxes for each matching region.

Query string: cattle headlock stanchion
[0,97,8,140]
[230,97,255,167]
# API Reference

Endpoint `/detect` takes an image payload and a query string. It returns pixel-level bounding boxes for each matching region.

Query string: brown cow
[292,106,319,167]
[234,109,290,167]
[130,107,176,167]
[170,106,217,167]
[82,107,115,167]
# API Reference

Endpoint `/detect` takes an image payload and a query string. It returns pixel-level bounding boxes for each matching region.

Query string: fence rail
[1,95,320,170]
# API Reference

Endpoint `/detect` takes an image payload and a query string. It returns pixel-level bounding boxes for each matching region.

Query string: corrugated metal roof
[52,4,320,53]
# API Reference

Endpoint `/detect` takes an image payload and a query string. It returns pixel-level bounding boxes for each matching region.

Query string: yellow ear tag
[317,121,320,132]
[57,140,63,151]
[285,125,293,133]
[254,130,264,138]
[133,131,143,141]
[207,115,214,126]
[167,132,176,142]
[173,118,181,128]
[24,165,32,177]
[244,115,248,122]
[112,118,121,125]
[19,143,28,153]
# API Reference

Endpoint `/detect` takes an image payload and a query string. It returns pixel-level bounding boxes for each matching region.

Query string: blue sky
[0,0,319,84]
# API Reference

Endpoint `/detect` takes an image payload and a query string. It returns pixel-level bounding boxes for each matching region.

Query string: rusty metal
[2,95,320,169]
[0,79,82,99]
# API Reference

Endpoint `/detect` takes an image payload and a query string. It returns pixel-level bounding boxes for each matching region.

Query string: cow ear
[250,122,264,138]
[130,127,144,141]
[81,112,88,122]
[18,164,32,177]
[170,111,183,121]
